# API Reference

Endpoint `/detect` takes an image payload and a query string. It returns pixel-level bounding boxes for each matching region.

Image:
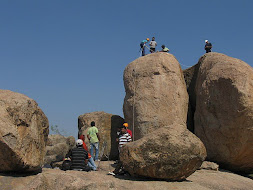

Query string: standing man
[140,38,150,56]
[109,125,132,175]
[149,37,157,53]
[87,121,100,161]
[205,40,212,53]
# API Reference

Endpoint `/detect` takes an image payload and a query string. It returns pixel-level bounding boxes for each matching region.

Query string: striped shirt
[67,146,88,170]
[119,133,132,148]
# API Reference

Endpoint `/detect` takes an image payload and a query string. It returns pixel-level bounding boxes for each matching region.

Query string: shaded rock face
[183,61,201,132]
[120,125,206,181]
[194,53,253,173]
[0,90,49,172]
[123,53,188,140]
[78,111,124,160]
[44,135,75,167]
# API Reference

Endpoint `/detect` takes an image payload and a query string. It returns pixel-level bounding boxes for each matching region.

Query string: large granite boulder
[0,90,49,172]
[120,125,206,181]
[78,111,124,160]
[123,53,188,140]
[44,134,75,167]
[194,52,253,173]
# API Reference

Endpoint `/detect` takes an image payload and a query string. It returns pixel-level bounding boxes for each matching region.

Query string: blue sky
[0,1,252,137]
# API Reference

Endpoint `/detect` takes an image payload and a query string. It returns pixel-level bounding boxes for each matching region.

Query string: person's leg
[88,157,97,171]
[142,47,145,56]
[90,143,94,160]
[94,142,99,161]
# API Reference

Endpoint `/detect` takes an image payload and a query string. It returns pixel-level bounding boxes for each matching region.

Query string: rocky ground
[0,161,252,190]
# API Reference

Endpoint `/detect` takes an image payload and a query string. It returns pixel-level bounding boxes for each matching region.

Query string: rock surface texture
[1,162,253,190]
[78,111,124,160]
[44,135,75,167]
[0,90,49,172]
[120,125,206,181]
[194,53,253,173]
[123,53,188,140]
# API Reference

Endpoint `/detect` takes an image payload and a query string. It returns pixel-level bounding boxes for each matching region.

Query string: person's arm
[87,134,90,141]
[97,133,100,141]
[65,149,72,160]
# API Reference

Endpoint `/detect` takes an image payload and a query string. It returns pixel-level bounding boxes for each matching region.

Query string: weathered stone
[123,53,188,140]
[194,52,253,173]
[0,90,49,172]
[1,164,253,190]
[120,125,206,181]
[78,111,124,160]
[44,135,75,167]
[199,161,219,171]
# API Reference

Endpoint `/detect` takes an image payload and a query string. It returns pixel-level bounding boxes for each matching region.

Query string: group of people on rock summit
[140,37,212,56]
[63,121,132,175]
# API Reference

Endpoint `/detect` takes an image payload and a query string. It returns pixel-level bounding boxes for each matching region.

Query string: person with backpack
[65,139,90,171]
[160,45,170,52]
[149,37,157,53]
[79,134,97,171]
[205,40,212,53]
[87,121,100,161]
[140,38,150,56]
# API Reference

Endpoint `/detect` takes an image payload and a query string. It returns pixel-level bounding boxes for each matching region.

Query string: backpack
[61,160,72,171]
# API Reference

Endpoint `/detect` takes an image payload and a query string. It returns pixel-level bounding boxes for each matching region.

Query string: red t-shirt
[79,135,91,158]
[127,129,132,138]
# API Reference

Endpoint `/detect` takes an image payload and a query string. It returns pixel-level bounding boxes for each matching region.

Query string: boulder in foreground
[0,90,49,172]
[120,125,206,181]
[194,53,253,173]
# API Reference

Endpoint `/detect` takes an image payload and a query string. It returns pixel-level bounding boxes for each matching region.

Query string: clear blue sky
[1,1,252,137]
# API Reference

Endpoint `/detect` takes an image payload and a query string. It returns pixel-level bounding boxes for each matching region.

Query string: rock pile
[122,53,206,180]
[0,90,49,172]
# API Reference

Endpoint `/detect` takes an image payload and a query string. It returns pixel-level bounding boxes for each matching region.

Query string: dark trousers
[142,47,145,56]
[205,49,211,53]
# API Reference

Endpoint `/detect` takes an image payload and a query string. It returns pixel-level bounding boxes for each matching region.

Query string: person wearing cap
[79,134,97,171]
[109,125,132,175]
[160,45,170,52]
[65,139,89,171]
[140,38,150,56]
[123,123,132,138]
[87,121,100,161]
[205,40,212,53]
[149,37,157,53]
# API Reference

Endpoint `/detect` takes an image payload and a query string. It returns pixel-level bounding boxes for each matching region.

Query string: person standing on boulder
[87,121,100,161]
[205,40,212,53]
[140,38,150,56]
[149,37,157,53]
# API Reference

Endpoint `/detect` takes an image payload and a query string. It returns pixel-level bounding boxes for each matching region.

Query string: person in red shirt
[123,123,132,138]
[79,135,97,171]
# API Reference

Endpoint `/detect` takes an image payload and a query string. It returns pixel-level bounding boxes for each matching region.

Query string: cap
[76,139,83,146]
[205,40,208,43]
[123,123,129,127]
